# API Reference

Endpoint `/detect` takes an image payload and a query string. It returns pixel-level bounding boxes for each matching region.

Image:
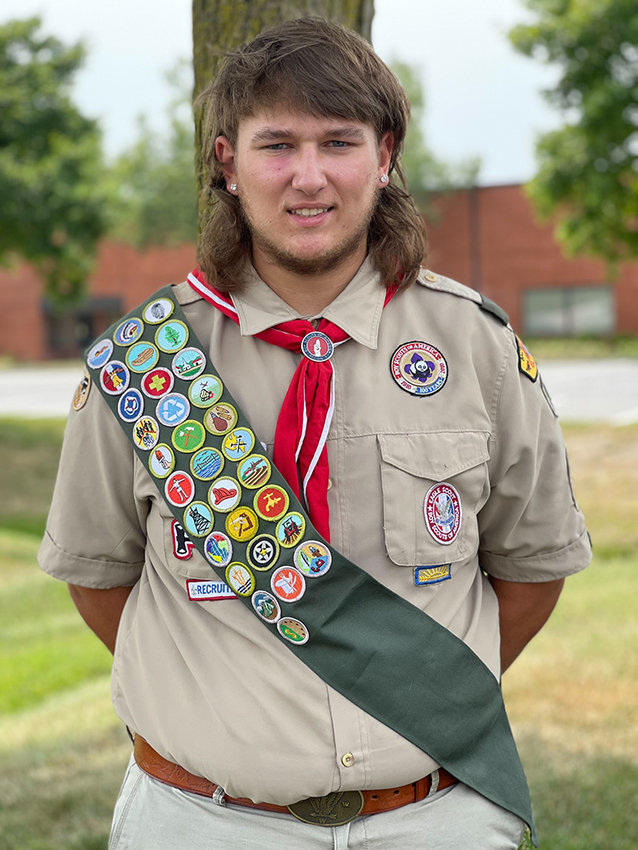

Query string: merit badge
[172,520,194,560]
[516,336,538,382]
[276,512,306,548]
[204,402,237,435]
[87,338,113,369]
[301,331,334,362]
[100,361,130,395]
[155,392,190,427]
[222,427,255,461]
[72,372,91,411]
[415,564,452,586]
[225,563,255,597]
[165,471,195,507]
[271,567,306,603]
[208,477,242,512]
[190,447,224,481]
[149,443,175,478]
[277,617,309,645]
[204,531,233,567]
[114,318,144,346]
[132,416,160,451]
[172,347,206,380]
[294,541,331,578]
[183,501,214,538]
[186,579,236,601]
[172,420,206,453]
[251,590,281,623]
[118,388,144,422]
[155,320,188,353]
[390,341,448,397]
[126,342,159,373]
[141,367,174,398]
[246,534,279,571]
[254,484,289,522]
[238,454,271,489]
[423,482,462,545]
[189,374,223,408]
[225,507,259,542]
[143,297,174,324]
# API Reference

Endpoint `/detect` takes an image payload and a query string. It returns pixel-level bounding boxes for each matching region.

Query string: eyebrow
[250,125,367,143]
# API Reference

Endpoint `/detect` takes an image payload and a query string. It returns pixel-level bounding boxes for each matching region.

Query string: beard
[239,194,379,277]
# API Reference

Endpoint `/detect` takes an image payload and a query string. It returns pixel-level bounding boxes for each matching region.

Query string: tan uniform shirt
[39,260,591,803]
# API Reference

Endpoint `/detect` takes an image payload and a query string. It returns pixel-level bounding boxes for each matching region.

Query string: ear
[378,131,393,178]
[215,136,237,188]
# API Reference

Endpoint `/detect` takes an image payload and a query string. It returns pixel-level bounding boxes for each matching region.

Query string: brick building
[1,183,637,362]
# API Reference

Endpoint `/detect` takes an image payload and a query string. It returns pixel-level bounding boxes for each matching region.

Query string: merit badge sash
[86,286,536,842]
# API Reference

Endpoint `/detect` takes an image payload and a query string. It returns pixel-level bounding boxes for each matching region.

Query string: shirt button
[424,270,437,282]
[327,479,333,490]
[341,753,355,768]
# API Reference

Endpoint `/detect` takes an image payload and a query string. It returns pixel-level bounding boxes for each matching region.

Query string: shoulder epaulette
[417,270,510,326]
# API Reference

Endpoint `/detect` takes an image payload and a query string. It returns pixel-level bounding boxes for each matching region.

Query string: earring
[230,183,238,192]
[380,174,388,184]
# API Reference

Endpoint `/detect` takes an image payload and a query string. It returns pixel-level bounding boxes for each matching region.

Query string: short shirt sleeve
[38,373,148,588]
[478,331,591,582]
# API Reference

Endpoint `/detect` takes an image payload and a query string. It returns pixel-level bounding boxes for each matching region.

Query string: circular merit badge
[204,531,233,567]
[208,477,242,512]
[126,342,159,373]
[251,590,281,623]
[155,392,190,427]
[423,482,462,545]
[183,501,214,538]
[253,484,289,522]
[141,367,174,398]
[277,617,309,645]
[238,454,271,490]
[100,361,130,395]
[172,347,206,381]
[271,566,306,603]
[172,420,206,453]
[190,446,224,481]
[165,471,195,508]
[133,415,160,451]
[143,297,174,324]
[390,341,448,397]
[225,506,259,542]
[276,512,306,548]
[222,428,255,462]
[294,541,332,578]
[301,330,334,362]
[114,318,144,346]
[189,374,223,408]
[155,320,189,353]
[118,388,144,422]
[204,402,237,436]
[148,443,175,478]
[87,338,113,369]
[246,534,279,571]
[225,563,255,597]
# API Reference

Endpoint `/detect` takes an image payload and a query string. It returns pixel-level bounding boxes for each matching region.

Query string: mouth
[288,207,332,218]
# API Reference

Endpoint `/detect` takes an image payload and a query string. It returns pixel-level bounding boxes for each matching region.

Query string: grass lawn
[0,417,636,848]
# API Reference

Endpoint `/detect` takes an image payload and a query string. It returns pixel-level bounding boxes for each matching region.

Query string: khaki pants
[109,757,526,850]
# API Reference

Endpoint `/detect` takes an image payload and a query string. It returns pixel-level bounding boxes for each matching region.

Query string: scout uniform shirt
[39,259,591,805]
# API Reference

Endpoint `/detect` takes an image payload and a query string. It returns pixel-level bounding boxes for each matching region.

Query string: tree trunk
[192,0,374,221]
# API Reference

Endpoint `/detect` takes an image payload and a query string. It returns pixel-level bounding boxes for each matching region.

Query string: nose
[291,146,328,195]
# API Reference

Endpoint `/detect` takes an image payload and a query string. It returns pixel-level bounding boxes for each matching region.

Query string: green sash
[87,286,535,843]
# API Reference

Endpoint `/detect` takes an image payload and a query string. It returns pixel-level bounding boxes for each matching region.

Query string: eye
[327,140,351,148]
[265,143,290,151]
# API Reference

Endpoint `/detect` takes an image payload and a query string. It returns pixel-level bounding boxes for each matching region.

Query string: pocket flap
[378,431,490,480]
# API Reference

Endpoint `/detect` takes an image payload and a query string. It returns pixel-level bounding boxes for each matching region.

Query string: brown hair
[197,16,427,291]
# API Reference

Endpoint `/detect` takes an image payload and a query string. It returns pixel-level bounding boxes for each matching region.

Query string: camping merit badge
[390,341,448,396]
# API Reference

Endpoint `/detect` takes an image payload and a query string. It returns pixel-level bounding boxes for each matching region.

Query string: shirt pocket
[377,431,490,566]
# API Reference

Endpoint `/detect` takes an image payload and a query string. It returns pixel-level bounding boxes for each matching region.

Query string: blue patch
[414,564,452,586]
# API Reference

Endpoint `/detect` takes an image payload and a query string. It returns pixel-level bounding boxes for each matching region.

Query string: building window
[523,285,615,336]
[42,296,123,358]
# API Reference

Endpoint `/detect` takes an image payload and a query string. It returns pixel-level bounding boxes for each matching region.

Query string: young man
[39,17,591,849]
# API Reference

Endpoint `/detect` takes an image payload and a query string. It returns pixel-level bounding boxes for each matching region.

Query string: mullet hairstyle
[197,16,427,292]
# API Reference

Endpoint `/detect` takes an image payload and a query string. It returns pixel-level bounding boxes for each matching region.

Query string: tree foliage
[107,60,198,248]
[0,17,108,298]
[510,0,638,266]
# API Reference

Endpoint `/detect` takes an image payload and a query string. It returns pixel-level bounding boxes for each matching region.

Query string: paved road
[1,359,637,423]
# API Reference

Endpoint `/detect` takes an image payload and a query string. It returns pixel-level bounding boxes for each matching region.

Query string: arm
[68,583,134,654]
[488,576,564,673]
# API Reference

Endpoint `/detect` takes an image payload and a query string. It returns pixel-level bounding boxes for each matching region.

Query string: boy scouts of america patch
[390,341,448,396]
[516,336,538,382]
[423,483,462,545]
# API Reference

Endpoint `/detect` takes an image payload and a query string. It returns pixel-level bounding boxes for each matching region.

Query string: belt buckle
[287,790,365,826]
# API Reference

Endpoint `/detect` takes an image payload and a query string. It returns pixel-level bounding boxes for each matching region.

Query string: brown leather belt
[133,736,457,826]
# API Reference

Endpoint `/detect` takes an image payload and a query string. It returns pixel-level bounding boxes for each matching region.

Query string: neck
[251,248,366,315]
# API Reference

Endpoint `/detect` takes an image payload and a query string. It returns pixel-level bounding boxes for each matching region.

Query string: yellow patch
[72,371,91,411]
[516,336,538,382]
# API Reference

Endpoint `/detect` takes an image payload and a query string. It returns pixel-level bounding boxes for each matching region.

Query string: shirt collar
[231,258,388,349]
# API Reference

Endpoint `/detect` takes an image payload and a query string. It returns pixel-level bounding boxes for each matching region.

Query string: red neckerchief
[188,267,396,540]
